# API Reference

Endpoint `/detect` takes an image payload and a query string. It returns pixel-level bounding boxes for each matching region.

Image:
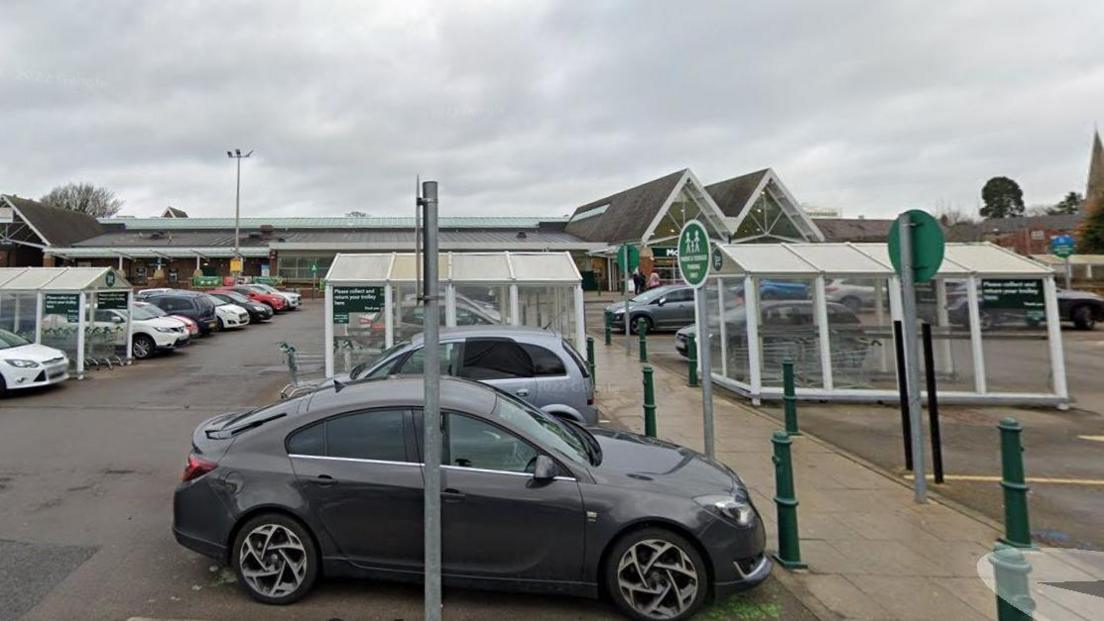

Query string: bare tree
[39,182,123,217]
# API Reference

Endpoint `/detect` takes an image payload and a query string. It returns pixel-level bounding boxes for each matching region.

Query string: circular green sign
[711,246,725,271]
[1050,234,1075,259]
[677,220,712,288]
[887,209,945,283]
[617,243,640,273]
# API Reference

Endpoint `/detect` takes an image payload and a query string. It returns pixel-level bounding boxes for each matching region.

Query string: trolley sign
[677,220,712,289]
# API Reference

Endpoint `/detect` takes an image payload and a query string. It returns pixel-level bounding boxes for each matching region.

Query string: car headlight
[695,494,755,527]
[154,327,177,333]
[4,359,40,368]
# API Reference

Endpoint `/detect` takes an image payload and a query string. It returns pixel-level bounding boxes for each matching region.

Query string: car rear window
[560,339,590,378]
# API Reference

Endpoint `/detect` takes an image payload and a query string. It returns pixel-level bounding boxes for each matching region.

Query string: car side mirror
[656,297,667,307]
[533,455,558,482]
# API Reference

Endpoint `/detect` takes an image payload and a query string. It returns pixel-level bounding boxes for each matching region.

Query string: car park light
[695,495,754,526]
[182,454,217,482]
[4,359,40,368]
[154,327,178,333]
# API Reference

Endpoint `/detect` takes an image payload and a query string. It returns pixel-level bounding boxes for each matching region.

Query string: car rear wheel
[132,334,155,360]
[605,527,708,621]
[629,315,653,335]
[1072,305,1096,330]
[232,513,318,605]
[0,374,7,397]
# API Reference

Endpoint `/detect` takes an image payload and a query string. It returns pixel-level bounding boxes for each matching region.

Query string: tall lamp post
[227,149,253,279]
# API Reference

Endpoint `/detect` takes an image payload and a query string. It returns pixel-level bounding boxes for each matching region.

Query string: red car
[214,286,286,312]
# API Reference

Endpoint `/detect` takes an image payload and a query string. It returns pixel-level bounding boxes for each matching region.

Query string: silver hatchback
[347,326,597,424]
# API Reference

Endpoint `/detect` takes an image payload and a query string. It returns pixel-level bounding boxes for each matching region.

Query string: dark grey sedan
[174,377,769,620]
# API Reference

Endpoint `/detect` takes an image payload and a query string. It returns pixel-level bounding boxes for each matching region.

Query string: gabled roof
[2,195,105,246]
[704,169,770,217]
[814,218,895,242]
[564,170,688,243]
[162,206,188,218]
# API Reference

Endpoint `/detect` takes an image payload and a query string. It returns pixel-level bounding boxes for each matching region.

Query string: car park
[246,283,301,310]
[345,326,596,424]
[173,376,768,619]
[142,291,220,334]
[227,285,287,312]
[93,306,190,360]
[209,290,274,323]
[137,301,201,338]
[0,328,69,396]
[206,294,251,330]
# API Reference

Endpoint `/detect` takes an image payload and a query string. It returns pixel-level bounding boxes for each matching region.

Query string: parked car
[1056,289,1104,330]
[142,291,220,334]
[137,287,173,298]
[92,307,191,359]
[205,294,250,330]
[947,288,1104,330]
[209,290,273,323]
[0,329,69,396]
[824,279,876,312]
[173,376,769,618]
[137,301,200,338]
[605,284,696,333]
[345,326,595,424]
[246,283,301,310]
[227,285,286,312]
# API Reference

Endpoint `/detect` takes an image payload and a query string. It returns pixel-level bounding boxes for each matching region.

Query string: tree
[39,182,123,217]
[345,210,368,217]
[1047,191,1083,215]
[979,176,1025,219]
[1079,194,1104,253]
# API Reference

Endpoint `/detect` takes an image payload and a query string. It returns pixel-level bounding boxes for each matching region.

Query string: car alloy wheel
[610,530,705,620]
[133,334,155,359]
[233,516,317,604]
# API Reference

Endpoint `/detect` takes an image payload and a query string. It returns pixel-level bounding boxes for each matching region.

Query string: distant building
[161,206,188,218]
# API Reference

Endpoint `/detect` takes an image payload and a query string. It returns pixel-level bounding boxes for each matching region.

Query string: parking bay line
[904,474,1104,487]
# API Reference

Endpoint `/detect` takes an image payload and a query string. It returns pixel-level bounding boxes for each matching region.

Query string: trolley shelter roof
[0,267,131,291]
[710,242,1054,278]
[325,252,582,285]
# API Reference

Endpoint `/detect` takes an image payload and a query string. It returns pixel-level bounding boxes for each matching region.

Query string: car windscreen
[629,285,674,304]
[350,341,410,380]
[492,394,588,465]
[0,328,30,349]
[221,291,252,305]
[137,303,168,318]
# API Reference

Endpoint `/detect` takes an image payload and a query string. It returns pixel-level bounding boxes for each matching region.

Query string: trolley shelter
[0,267,134,379]
[699,242,1069,407]
[323,252,585,377]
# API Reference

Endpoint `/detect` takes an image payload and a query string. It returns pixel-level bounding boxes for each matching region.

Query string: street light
[227,148,253,278]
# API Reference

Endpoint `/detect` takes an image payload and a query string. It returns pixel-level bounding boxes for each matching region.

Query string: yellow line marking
[1078,435,1104,443]
[903,474,1104,486]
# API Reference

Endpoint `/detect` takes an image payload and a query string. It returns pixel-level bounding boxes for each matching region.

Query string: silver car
[347,326,597,424]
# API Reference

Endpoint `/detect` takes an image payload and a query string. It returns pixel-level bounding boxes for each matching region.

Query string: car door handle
[313,474,336,487]
[442,488,466,503]
[515,389,530,397]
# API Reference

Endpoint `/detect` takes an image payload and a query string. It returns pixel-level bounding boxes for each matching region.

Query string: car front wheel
[605,527,708,621]
[1072,305,1096,330]
[232,513,318,605]
[132,334,156,360]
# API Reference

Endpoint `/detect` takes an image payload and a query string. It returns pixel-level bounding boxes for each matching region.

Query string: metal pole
[897,213,927,503]
[696,289,715,458]
[893,320,913,470]
[415,175,422,301]
[420,181,442,621]
[1064,256,1071,290]
[998,417,1032,548]
[921,322,944,484]
[642,365,656,437]
[234,155,241,263]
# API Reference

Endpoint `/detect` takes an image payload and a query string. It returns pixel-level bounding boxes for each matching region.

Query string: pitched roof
[2,195,105,246]
[162,206,188,218]
[564,170,687,243]
[704,169,770,217]
[813,217,896,242]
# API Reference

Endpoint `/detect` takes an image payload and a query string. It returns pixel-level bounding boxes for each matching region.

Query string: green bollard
[782,360,801,436]
[637,318,648,362]
[603,312,612,346]
[642,365,657,438]
[687,332,699,387]
[586,336,596,383]
[989,544,1035,621]
[999,418,1034,548]
[771,431,807,569]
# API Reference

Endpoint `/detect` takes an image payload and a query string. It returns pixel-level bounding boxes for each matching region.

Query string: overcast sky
[2,1,1102,220]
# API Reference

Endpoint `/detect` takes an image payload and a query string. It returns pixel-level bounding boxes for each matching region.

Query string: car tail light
[182,454,217,482]
[587,396,594,406]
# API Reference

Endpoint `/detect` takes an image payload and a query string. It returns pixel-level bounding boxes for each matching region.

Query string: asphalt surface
[586,301,1104,552]
[0,300,816,621]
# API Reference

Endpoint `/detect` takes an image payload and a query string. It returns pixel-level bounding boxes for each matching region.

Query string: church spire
[1086,128,1104,214]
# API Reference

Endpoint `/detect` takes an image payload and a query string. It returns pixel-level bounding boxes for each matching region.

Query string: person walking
[632,267,646,294]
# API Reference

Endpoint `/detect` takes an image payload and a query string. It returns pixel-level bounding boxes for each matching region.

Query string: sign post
[888,209,945,504]
[419,181,442,621]
[678,220,715,458]
[618,243,640,352]
[1050,234,1074,290]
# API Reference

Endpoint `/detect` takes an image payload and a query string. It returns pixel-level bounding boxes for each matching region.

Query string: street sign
[97,290,128,311]
[44,293,80,322]
[888,209,945,283]
[332,286,384,324]
[617,244,640,273]
[310,262,319,275]
[711,246,725,272]
[230,257,244,274]
[1050,234,1075,258]
[677,220,712,289]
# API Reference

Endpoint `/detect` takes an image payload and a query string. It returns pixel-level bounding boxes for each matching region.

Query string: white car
[92,307,191,360]
[206,295,251,330]
[0,328,69,395]
[250,283,301,309]
[824,278,877,312]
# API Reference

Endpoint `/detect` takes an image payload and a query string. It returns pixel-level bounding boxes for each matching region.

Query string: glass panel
[0,292,38,342]
[824,277,893,389]
[277,254,334,282]
[455,285,506,326]
[977,278,1051,394]
[517,285,576,339]
[756,278,821,389]
[720,279,751,383]
[332,287,388,374]
[919,278,976,393]
[510,253,578,282]
[452,254,511,282]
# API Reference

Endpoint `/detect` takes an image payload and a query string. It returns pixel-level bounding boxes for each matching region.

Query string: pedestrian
[648,272,661,290]
[632,267,646,294]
